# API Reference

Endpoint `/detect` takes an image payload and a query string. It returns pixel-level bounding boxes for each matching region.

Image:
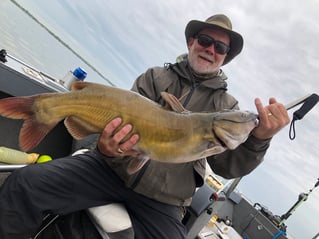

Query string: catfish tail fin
[0,96,35,119]
[0,96,57,151]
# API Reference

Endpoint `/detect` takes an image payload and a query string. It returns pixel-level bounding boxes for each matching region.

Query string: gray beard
[188,65,221,80]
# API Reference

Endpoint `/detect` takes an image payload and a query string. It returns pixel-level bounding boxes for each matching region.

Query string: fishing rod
[256,93,318,117]
[285,93,319,117]
[278,178,319,227]
[285,93,315,110]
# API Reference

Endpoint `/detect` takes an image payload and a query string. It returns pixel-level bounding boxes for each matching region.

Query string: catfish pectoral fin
[64,116,101,140]
[160,92,187,113]
[200,146,226,158]
[127,156,150,174]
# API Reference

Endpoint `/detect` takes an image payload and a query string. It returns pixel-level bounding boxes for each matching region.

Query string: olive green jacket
[104,60,270,206]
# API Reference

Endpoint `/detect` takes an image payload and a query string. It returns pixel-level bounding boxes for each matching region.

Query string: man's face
[187,28,230,75]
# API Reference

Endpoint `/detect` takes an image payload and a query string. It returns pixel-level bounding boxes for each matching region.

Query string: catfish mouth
[207,110,258,152]
[212,120,257,150]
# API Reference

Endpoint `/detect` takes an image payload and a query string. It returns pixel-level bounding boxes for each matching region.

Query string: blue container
[72,67,87,81]
[62,67,87,89]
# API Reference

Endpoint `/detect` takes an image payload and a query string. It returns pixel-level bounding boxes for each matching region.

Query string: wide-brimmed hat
[185,14,243,65]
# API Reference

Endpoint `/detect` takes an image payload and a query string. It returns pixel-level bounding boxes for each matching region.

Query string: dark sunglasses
[194,34,230,55]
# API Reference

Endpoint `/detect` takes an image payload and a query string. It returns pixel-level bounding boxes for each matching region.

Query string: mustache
[198,53,215,63]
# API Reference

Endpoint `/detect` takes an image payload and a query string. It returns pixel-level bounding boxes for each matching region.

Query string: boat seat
[72,149,135,239]
[87,184,218,239]
[87,204,134,239]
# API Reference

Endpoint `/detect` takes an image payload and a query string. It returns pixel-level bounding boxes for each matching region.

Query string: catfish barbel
[0,82,257,172]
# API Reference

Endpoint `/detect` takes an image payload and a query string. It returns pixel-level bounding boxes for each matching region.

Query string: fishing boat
[0,48,307,239]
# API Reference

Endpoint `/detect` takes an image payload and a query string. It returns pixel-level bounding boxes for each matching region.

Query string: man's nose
[205,43,216,55]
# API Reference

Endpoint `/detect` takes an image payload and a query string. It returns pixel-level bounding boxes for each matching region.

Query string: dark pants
[0,150,186,239]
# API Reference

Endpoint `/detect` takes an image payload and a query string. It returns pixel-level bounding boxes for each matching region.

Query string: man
[0,14,290,239]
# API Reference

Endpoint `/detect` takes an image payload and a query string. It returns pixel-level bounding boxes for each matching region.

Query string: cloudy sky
[2,0,319,238]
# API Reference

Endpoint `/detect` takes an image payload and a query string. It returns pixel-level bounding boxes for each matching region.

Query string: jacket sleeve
[207,135,271,179]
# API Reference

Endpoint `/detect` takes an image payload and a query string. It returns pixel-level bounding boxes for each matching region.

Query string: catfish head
[160,91,258,159]
[210,110,258,151]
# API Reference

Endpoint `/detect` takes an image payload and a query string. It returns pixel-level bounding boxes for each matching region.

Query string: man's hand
[97,117,140,157]
[252,97,290,140]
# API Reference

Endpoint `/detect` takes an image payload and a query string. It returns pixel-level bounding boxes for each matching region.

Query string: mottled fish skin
[0,82,257,166]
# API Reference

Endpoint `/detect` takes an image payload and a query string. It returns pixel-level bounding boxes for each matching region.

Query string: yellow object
[36,155,52,163]
[206,174,223,191]
[0,146,39,164]
[208,214,218,228]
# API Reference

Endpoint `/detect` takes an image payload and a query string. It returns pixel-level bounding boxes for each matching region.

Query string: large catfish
[0,82,257,172]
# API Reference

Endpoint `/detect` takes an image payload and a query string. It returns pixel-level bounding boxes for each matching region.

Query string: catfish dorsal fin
[71,81,97,91]
[160,92,188,113]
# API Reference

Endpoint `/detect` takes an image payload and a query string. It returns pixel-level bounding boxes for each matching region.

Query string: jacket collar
[166,60,228,90]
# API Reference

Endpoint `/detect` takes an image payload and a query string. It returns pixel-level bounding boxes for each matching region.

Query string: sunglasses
[194,34,230,55]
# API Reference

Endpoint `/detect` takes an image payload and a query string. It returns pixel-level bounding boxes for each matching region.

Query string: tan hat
[185,14,243,65]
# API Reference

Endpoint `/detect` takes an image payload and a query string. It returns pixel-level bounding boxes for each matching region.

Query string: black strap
[289,93,319,140]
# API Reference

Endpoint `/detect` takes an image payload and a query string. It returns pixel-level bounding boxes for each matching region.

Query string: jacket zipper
[183,83,195,107]
[183,68,197,107]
